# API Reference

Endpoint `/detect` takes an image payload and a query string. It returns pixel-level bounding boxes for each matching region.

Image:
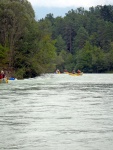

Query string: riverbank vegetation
[0,0,113,78]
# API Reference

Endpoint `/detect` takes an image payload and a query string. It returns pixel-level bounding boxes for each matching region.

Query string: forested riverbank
[0,0,113,79]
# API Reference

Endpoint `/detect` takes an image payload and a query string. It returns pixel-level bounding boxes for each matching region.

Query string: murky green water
[0,73,113,150]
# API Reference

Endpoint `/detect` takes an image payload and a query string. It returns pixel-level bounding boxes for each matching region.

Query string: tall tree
[55,35,67,54]
[0,0,35,69]
[75,41,105,73]
[73,27,89,53]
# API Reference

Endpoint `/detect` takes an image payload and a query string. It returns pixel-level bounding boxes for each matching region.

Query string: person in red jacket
[0,74,2,79]
[0,70,5,79]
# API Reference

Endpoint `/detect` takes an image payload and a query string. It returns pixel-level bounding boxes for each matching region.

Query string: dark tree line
[43,5,113,73]
[0,1,113,78]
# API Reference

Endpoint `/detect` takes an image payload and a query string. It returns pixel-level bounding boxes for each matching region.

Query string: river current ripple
[0,73,113,150]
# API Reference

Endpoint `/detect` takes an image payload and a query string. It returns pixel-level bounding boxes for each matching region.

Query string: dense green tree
[34,20,57,73]
[0,0,35,69]
[52,16,65,39]
[0,44,9,68]
[91,46,105,73]
[75,41,93,72]
[14,19,57,78]
[73,27,89,53]
[56,50,73,72]
[75,41,105,72]
[104,42,113,72]
[100,5,113,22]
[55,35,67,54]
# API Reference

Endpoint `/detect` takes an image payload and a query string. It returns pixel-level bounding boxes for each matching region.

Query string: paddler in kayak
[0,70,5,79]
[56,69,60,74]
[64,69,68,74]
[72,69,75,74]
[0,70,8,83]
[76,69,83,75]
[77,69,81,73]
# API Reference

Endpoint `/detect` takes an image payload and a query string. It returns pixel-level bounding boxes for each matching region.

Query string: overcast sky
[28,0,113,20]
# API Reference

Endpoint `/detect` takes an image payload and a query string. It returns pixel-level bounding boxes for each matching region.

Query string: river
[0,73,113,150]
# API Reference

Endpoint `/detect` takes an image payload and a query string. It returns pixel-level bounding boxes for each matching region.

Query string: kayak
[69,73,77,76]
[9,77,16,80]
[69,72,83,76]
[76,72,83,76]
[0,78,8,83]
[56,72,60,74]
[64,72,69,74]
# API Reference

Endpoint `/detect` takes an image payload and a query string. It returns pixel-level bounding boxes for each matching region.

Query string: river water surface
[0,73,113,150]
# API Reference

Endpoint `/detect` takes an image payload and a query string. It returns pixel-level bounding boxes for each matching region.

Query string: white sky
[27,0,113,20]
[28,0,113,8]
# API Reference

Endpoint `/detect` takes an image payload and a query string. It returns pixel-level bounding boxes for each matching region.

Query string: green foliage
[14,67,25,79]
[55,35,67,54]
[73,27,89,53]
[1,2,113,78]
[55,50,74,72]
[46,5,113,73]
[75,41,93,72]
[104,42,113,71]
[0,44,9,68]
[0,0,35,69]
[35,21,57,73]
[14,19,57,77]
[100,5,113,22]
[75,41,105,72]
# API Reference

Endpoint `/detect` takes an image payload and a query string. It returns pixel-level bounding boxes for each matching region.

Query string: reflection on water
[0,74,113,150]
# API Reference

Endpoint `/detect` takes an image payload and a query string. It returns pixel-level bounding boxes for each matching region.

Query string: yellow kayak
[64,72,69,74]
[69,72,83,76]
[0,78,8,83]
[56,72,60,74]
[77,72,83,76]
